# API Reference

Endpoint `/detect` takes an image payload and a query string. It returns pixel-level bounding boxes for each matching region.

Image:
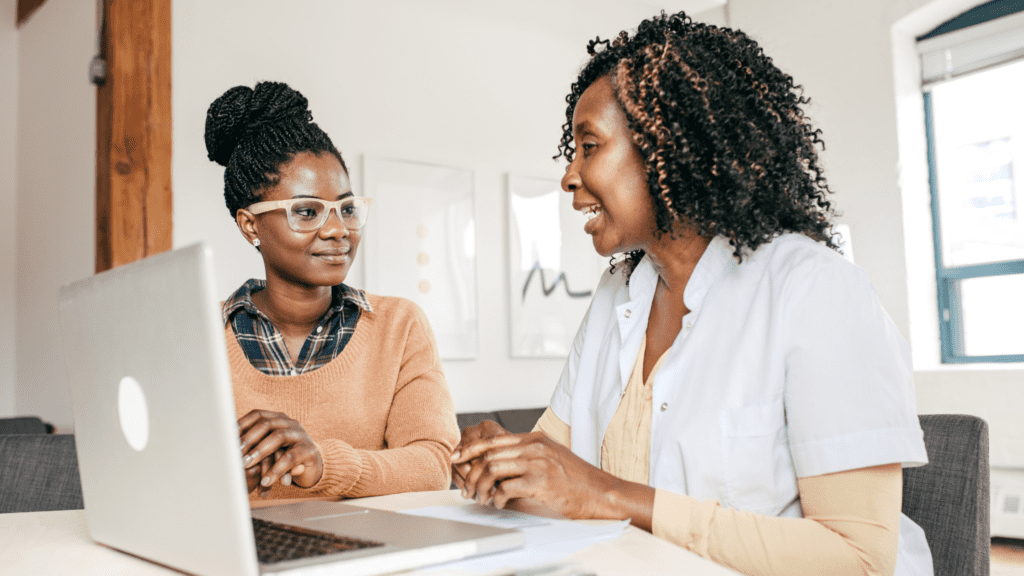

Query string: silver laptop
[58,242,522,576]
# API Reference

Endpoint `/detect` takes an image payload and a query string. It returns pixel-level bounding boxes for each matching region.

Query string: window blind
[918,10,1024,87]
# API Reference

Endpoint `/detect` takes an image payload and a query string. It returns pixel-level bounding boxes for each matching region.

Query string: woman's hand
[451,420,511,494]
[239,410,323,496]
[244,448,288,495]
[451,424,627,520]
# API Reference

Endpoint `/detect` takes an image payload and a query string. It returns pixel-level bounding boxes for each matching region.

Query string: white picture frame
[507,174,607,358]
[832,223,855,264]
[362,157,478,360]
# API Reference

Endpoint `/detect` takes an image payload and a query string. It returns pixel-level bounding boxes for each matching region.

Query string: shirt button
[624,309,632,318]
[660,403,668,411]
[290,369,297,376]
[685,321,692,330]
[316,325,323,334]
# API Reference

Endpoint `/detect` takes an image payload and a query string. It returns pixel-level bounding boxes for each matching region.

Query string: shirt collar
[626,235,736,313]
[337,283,374,314]
[682,235,736,312]
[222,279,373,326]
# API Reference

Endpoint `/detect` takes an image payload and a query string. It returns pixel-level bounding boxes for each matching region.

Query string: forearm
[316,363,458,498]
[599,475,656,531]
[652,465,901,576]
[653,492,864,576]
[312,438,453,498]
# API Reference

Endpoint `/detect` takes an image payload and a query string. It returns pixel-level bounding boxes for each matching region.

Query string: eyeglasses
[247,197,373,232]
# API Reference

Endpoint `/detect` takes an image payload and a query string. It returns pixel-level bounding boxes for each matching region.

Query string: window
[919,1,1024,362]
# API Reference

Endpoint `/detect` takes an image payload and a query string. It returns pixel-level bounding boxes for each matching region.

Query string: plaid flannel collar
[222,279,372,326]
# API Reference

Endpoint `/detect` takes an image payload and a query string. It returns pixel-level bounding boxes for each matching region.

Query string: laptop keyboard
[252,517,385,564]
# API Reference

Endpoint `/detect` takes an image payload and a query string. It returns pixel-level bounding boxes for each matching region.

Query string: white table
[1,490,740,575]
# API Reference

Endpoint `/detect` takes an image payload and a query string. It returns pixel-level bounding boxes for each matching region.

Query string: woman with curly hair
[204,81,458,501]
[452,12,931,576]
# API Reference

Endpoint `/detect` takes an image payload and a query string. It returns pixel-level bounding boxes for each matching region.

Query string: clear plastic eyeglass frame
[246,197,373,232]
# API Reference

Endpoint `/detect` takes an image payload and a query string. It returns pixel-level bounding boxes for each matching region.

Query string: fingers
[451,462,470,492]
[462,444,530,502]
[240,414,286,460]
[492,477,532,509]
[455,434,569,505]
[257,453,275,498]
[451,421,512,494]
[260,448,296,490]
[471,459,533,505]
[242,419,303,469]
[453,420,508,456]
[262,444,320,489]
[452,434,610,520]
[452,433,527,464]
[238,410,286,451]
[289,453,322,489]
[238,410,322,493]
[246,462,261,494]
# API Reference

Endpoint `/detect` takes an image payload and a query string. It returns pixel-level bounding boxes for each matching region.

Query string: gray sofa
[0,434,84,513]
[455,408,545,435]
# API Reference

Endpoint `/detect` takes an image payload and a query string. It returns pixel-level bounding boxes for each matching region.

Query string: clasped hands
[238,409,324,497]
[449,420,618,520]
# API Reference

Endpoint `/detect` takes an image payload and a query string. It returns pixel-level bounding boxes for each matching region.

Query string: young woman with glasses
[205,81,458,500]
[451,12,932,576]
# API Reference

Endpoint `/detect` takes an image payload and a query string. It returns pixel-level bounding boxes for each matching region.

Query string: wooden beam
[16,0,47,27]
[95,0,172,273]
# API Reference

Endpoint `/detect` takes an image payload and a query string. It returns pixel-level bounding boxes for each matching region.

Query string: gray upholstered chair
[455,411,499,434]
[0,434,84,513]
[902,414,990,576]
[0,416,49,434]
[455,408,546,435]
[494,408,546,435]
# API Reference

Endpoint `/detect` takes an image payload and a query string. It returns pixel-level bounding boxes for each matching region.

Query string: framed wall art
[507,174,607,358]
[362,157,478,360]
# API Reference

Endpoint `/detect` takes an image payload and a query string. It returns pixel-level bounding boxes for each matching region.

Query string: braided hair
[205,81,347,218]
[556,11,837,269]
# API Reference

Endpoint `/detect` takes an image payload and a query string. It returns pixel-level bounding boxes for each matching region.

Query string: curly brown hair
[556,11,838,268]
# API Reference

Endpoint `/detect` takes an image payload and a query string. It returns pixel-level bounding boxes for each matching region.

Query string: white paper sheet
[400,503,628,573]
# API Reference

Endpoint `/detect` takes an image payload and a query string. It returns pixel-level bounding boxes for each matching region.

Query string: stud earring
[252,238,260,247]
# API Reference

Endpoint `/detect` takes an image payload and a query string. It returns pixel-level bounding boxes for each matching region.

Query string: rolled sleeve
[781,255,927,477]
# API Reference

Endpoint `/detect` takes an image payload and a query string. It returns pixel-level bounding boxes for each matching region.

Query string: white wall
[0,0,17,416]
[14,0,96,428]
[173,0,720,414]
[694,4,728,26]
[12,0,1019,461]
[6,0,723,430]
[726,0,1024,469]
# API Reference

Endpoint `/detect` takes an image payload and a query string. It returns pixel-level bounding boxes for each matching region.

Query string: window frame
[923,89,1024,363]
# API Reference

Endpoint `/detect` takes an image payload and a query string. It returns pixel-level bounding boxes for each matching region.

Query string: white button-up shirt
[549,233,932,575]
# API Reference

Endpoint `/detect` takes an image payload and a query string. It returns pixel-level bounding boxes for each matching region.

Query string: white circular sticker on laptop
[118,376,150,451]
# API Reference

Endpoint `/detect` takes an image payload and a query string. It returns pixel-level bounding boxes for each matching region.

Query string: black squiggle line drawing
[521,259,592,302]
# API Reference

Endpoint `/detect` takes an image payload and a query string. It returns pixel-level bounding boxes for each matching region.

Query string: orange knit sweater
[226,295,459,501]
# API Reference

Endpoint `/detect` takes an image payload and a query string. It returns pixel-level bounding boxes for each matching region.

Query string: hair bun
[204,81,313,167]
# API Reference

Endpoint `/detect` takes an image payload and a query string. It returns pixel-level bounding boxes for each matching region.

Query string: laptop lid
[60,243,260,576]
[59,243,522,576]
